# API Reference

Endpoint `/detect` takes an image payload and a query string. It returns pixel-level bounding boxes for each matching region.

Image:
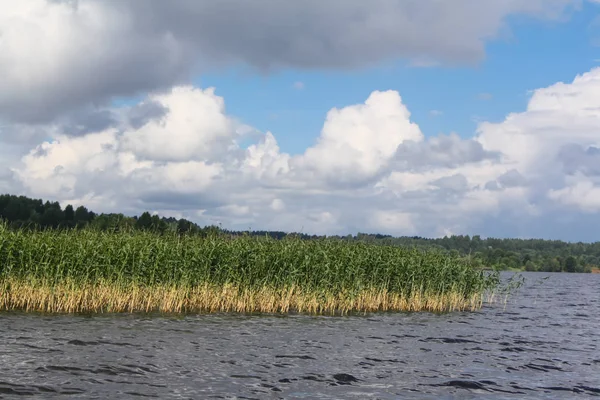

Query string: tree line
[0,194,595,273]
[0,194,319,238]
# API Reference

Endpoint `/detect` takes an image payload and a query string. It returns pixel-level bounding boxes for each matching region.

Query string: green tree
[524,260,537,271]
[74,205,91,228]
[150,215,167,233]
[548,258,562,272]
[564,256,577,273]
[64,204,75,223]
[136,212,153,230]
[177,218,192,234]
[40,203,64,228]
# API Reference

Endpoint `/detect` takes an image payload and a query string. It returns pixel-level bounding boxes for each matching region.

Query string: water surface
[1,272,598,399]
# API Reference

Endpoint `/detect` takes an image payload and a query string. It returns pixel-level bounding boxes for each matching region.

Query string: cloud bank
[1,67,599,240]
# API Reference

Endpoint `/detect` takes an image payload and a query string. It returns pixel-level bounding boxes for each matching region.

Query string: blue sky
[198,1,599,154]
[3,1,600,240]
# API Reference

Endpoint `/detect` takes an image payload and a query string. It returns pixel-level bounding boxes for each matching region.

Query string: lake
[0,272,598,399]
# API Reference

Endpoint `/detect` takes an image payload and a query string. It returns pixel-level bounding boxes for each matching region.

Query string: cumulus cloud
[119,87,238,163]
[0,0,584,123]
[4,66,600,240]
[355,67,600,238]
[476,67,600,205]
[242,132,291,183]
[5,87,456,235]
[295,90,422,187]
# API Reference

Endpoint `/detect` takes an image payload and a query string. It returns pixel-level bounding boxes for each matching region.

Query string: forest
[0,193,595,273]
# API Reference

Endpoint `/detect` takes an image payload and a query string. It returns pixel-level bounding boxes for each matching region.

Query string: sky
[1,0,600,241]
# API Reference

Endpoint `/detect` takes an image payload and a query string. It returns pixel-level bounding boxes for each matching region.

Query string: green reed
[0,223,500,309]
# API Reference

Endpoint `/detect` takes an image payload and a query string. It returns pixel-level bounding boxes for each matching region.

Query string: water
[0,272,598,399]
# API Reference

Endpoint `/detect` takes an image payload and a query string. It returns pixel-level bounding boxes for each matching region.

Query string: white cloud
[0,0,585,123]
[4,67,600,240]
[549,180,600,212]
[218,204,251,217]
[295,90,423,186]
[14,131,120,198]
[476,68,600,180]
[270,198,285,212]
[242,132,291,182]
[120,86,236,162]
[5,87,430,234]
[369,210,416,235]
[293,81,305,90]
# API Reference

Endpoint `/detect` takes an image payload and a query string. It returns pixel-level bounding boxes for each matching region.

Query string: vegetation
[0,194,595,273]
[0,221,502,314]
[345,234,594,273]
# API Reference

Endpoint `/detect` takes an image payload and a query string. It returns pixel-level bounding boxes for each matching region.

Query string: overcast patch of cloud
[0,0,582,123]
[127,100,169,130]
[0,143,22,193]
[557,143,600,176]
[393,133,500,172]
[57,108,119,137]
[432,174,470,192]
[496,169,528,188]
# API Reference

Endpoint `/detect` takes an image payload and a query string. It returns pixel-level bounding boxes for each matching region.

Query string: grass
[0,223,501,315]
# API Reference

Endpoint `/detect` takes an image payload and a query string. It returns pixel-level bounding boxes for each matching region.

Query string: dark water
[0,272,598,399]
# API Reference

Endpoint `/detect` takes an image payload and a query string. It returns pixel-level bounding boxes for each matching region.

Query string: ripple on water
[0,272,598,399]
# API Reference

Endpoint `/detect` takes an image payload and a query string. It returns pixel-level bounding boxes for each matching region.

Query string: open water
[0,272,598,399]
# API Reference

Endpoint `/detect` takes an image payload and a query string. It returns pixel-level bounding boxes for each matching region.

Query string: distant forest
[0,193,596,273]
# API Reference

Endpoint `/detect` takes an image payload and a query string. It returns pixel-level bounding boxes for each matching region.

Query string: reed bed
[0,224,500,314]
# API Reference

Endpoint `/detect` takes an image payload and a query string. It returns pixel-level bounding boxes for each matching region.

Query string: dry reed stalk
[0,278,489,315]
